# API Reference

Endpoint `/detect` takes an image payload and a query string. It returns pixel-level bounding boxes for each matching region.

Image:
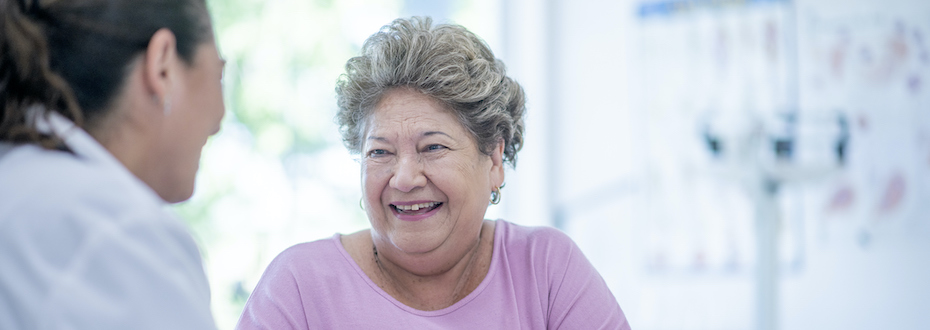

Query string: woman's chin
[392,241,440,255]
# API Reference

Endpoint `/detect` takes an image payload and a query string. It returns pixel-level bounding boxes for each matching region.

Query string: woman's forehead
[364,113,461,141]
[366,91,462,133]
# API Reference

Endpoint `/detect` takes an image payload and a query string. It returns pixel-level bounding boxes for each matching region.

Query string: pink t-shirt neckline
[330,220,501,317]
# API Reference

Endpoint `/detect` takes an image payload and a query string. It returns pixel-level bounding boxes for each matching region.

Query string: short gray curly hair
[335,16,525,167]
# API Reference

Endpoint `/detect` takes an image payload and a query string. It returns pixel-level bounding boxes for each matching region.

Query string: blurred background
[178,0,930,329]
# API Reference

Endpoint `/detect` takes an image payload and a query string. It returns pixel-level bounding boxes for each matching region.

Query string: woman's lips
[390,202,443,221]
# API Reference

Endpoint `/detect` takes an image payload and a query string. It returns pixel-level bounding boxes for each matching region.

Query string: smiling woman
[235,17,631,329]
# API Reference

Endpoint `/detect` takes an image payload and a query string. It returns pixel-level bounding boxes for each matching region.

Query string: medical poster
[633,0,929,276]
[797,0,930,244]
[634,0,797,275]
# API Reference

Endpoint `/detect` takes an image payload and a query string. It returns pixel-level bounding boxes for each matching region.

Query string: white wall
[501,0,930,329]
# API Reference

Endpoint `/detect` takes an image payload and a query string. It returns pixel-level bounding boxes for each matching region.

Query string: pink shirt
[236,220,631,329]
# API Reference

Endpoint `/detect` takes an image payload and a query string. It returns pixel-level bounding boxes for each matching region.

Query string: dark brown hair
[0,0,211,148]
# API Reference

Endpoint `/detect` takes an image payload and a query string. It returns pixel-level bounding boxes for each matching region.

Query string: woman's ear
[142,28,178,110]
[489,139,505,188]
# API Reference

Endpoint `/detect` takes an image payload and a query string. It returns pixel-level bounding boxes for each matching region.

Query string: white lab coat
[0,111,216,329]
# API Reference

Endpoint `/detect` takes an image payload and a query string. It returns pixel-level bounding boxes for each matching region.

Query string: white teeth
[395,202,439,211]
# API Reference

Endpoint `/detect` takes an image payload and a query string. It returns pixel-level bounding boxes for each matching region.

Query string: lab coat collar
[28,105,167,203]
[27,105,114,164]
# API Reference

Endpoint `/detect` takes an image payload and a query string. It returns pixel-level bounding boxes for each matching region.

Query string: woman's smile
[390,201,444,221]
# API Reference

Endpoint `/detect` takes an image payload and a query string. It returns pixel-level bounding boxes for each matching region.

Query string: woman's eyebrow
[423,131,452,138]
[367,136,388,142]
[366,132,452,143]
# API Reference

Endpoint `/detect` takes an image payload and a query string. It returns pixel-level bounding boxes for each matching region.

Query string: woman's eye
[367,149,389,157]
[425,144,446,152]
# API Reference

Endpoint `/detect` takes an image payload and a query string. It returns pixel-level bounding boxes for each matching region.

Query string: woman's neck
[368,220,495,311]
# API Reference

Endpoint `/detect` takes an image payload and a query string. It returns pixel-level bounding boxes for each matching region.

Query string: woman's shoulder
[0,142,157,214]
[494,220,581,271]
[243,233,368,314]
[263,234,354,279]
[0,144,102,195]
[273,235,344,265]
[496,220,576,250]
[0,144,176,246]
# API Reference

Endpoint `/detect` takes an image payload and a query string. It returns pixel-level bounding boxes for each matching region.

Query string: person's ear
[489,139,505,188]
[142,28,178,112]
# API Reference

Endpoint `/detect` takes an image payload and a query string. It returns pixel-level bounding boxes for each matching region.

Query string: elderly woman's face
[361,88,504,256]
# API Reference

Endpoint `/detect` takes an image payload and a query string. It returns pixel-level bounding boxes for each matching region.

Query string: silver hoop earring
[490,186,502,205]
[359,198,365,211]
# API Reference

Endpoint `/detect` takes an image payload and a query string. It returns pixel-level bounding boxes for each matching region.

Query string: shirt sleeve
[236,249,309,330]
[540,228,632,330]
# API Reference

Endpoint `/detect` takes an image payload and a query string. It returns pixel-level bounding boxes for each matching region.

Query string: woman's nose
[390,155,427,192]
